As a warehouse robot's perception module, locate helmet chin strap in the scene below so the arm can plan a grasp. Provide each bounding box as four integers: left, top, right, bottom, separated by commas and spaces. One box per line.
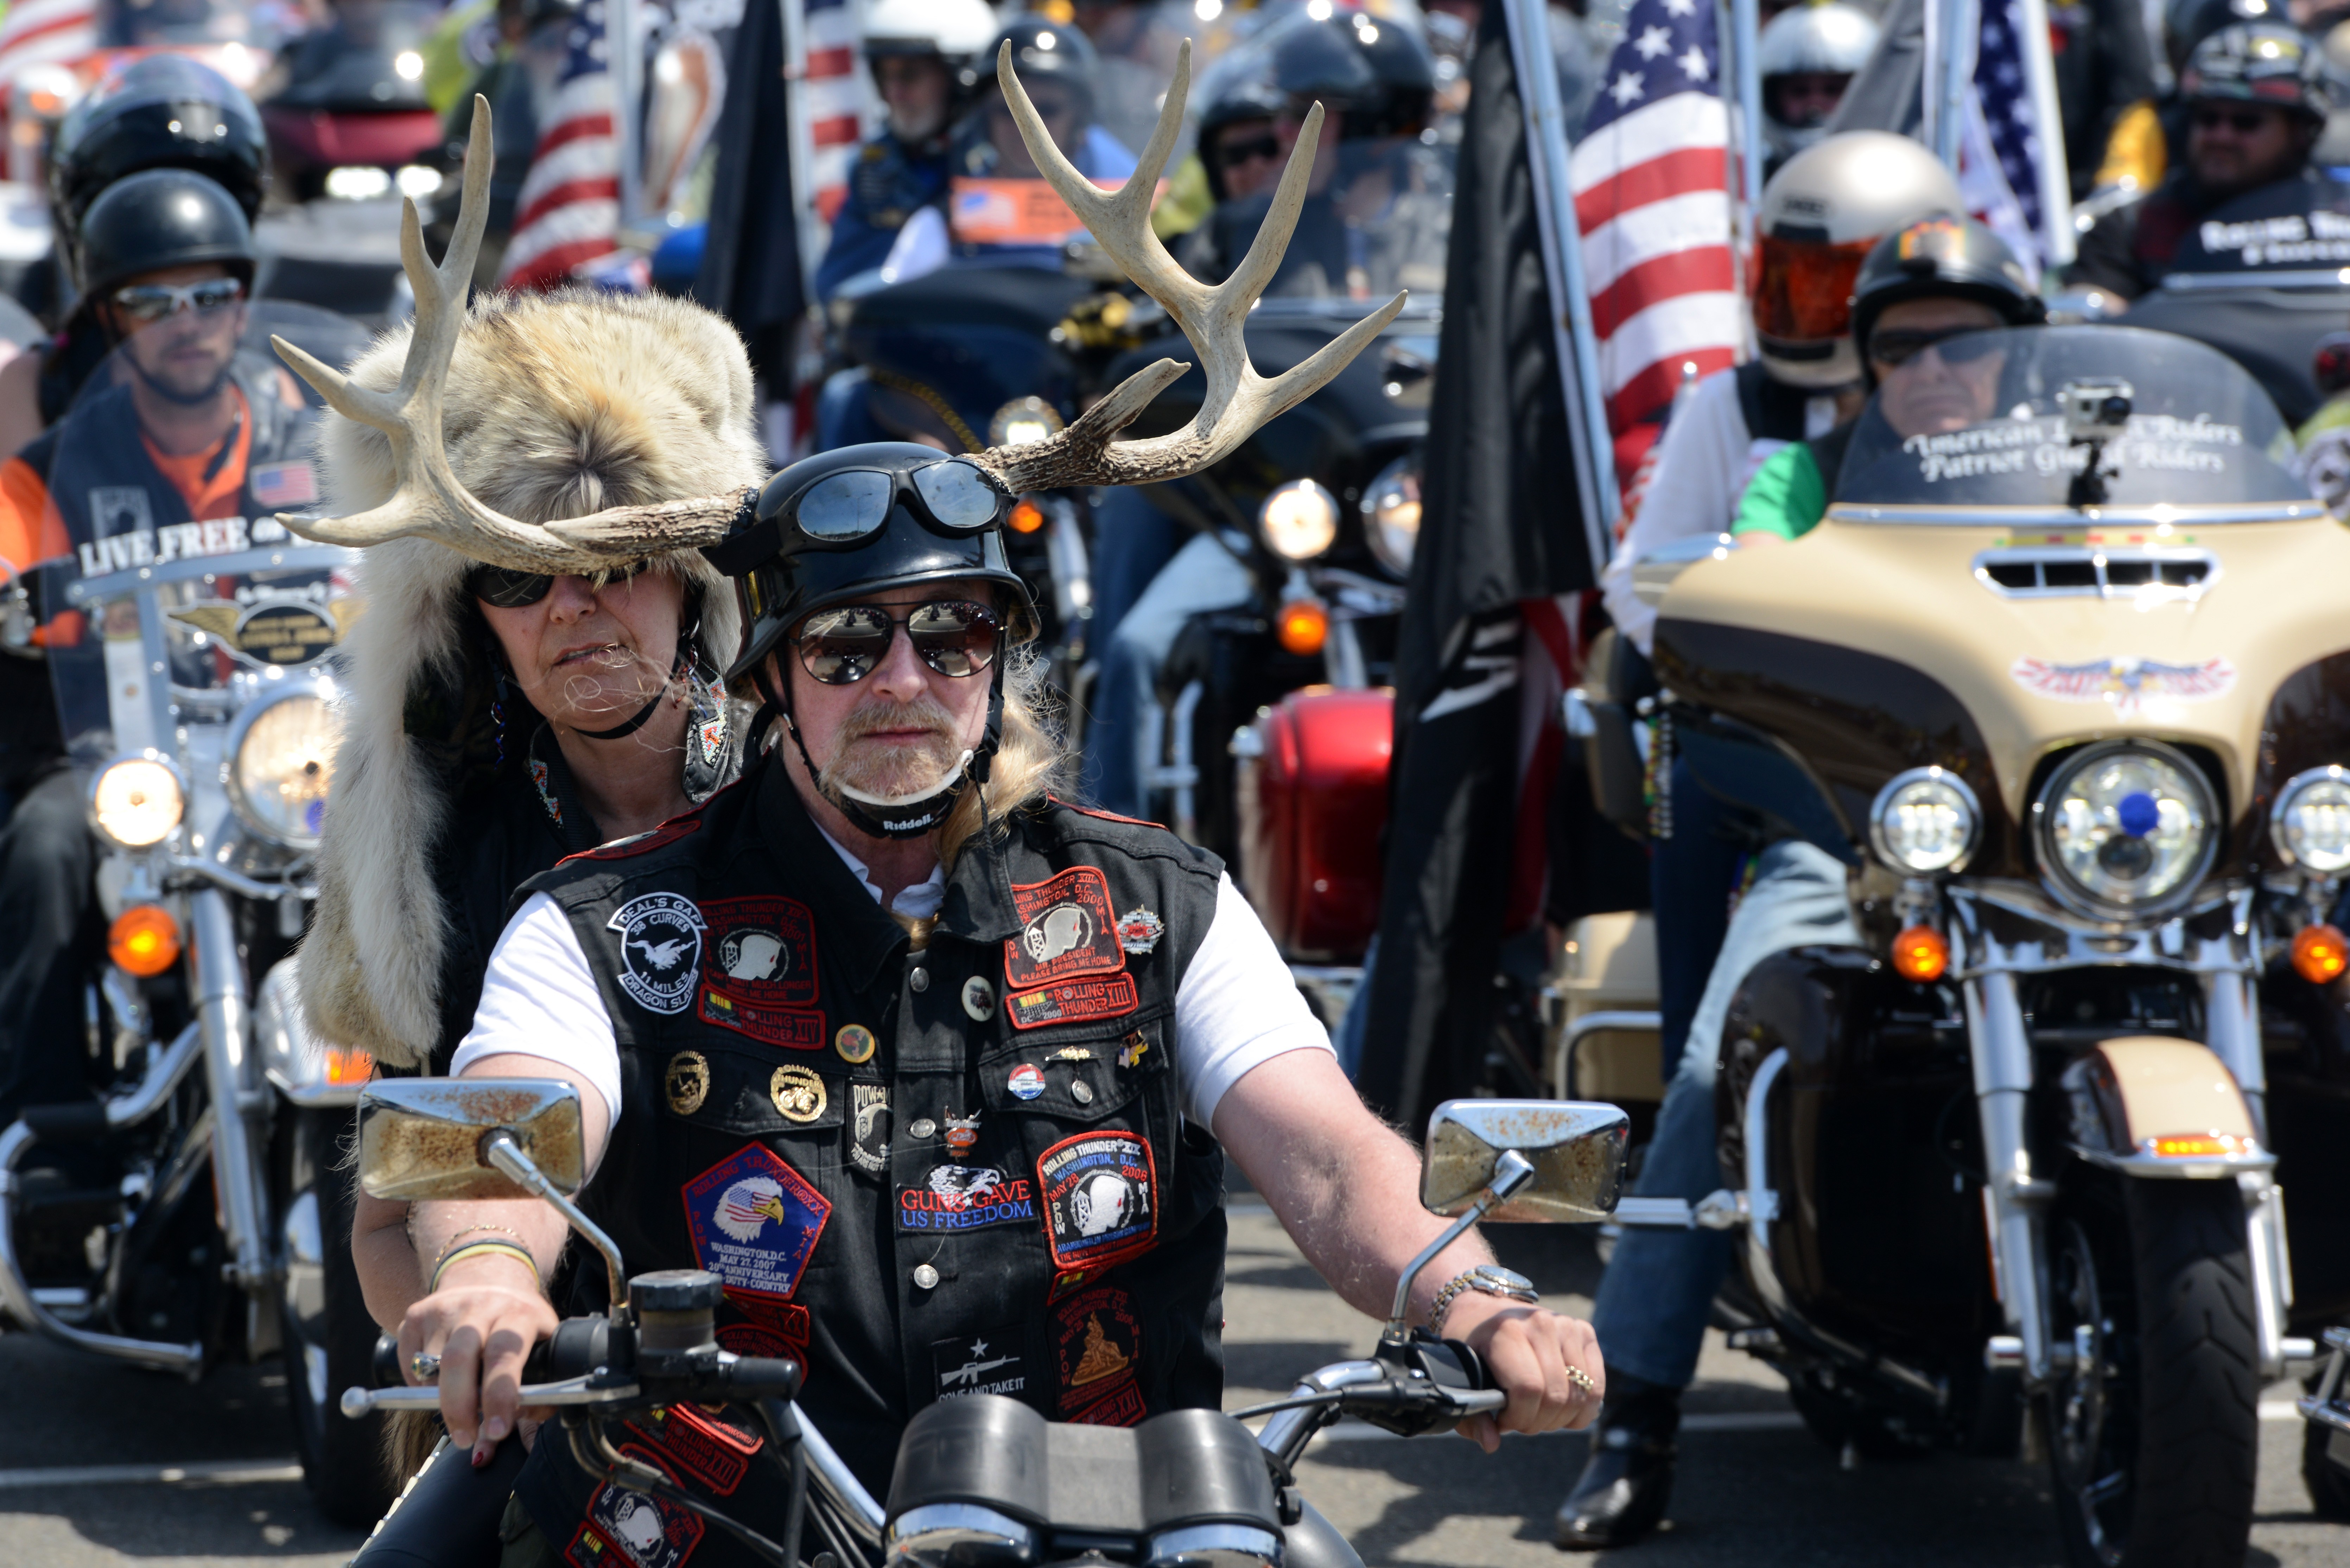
754, 661, 1004, 842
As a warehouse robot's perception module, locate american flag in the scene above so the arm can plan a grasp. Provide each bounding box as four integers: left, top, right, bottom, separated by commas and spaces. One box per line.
1958, 0, 2071, 276
1568, 0, 1741, 438
0, 0, 95, 82
794, 0, 865, 225
496, 0, 621, 291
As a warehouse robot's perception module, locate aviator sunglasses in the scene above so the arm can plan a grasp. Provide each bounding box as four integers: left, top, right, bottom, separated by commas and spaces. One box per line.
795, 599, 1003, 686
112, 276, 245, 325
1867, 325, 2005, 369
789, 458, 1005, 543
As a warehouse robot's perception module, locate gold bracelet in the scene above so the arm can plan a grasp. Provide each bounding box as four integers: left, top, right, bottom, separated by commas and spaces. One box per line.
428, 1239, 539, 1293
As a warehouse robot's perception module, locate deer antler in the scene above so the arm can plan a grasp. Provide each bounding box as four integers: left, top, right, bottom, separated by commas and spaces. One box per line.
270, 96, 752, 573
965, 39, 1407, 495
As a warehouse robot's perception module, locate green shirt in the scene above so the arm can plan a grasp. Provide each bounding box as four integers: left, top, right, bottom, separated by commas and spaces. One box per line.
1730, 441, 1828, 542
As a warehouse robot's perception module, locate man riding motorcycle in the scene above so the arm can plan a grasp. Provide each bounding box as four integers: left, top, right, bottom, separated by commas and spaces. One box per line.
1594, 133, 1961, 1096
1557, 215, 2046, 1551
0, 56, 271, 456
2070, 20, 2341, 298
812, 0, 998, 302
0, 170, 299, 1130
1755, 3, 1880, 180
352, 441, 1605, 1561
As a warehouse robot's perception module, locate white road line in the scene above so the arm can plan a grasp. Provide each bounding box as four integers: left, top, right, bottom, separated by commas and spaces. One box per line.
0, 1459, 303, 1490
1302, 1404, 2312, 1444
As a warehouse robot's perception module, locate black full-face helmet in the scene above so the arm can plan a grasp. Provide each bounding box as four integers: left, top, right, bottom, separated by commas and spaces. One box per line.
704, 443, 1039, 838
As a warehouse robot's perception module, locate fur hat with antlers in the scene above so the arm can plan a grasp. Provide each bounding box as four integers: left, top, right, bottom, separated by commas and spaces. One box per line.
298, 285, 765, 1069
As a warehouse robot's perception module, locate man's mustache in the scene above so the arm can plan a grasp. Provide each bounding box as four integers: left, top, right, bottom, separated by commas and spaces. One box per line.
836, 692, 958, 745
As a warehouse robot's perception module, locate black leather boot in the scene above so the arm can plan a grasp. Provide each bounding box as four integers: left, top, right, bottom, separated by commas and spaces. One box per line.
1553, 1371, 1679, 1550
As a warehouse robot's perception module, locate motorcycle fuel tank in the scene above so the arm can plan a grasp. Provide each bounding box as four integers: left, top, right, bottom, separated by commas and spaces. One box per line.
1235, 686, 1391, 963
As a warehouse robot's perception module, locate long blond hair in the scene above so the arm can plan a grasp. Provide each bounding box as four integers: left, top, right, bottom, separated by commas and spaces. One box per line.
938, 646, 1073, 868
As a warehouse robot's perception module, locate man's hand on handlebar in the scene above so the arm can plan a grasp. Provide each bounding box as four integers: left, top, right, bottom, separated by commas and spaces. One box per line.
1442, 1293, 1604, 1452
400, 1250, 560, 1465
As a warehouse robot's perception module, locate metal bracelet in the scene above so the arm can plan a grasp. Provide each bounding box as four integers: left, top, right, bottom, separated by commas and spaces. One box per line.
1425, 1271, 1482, 1339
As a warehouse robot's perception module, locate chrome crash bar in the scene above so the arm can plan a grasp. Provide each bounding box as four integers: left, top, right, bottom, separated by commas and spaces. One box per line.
0, 1023, 206, 1373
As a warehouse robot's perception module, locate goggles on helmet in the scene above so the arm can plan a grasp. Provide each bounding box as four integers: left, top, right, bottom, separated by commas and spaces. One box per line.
792, 458, 1004, 543
1751, 233, 1876, 344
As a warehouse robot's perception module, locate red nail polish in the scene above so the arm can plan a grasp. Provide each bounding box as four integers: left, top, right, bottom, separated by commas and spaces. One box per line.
472, 1442, 492, 1468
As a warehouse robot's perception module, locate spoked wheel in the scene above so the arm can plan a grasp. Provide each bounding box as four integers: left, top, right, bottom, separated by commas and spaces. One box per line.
277, 1108, 395, 1529
2044, 1184, 2258, 1568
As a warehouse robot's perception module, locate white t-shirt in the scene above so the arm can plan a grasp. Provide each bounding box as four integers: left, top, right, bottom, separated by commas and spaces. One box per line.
451, 843, 1331, 1135
1599, 368, 1841, 655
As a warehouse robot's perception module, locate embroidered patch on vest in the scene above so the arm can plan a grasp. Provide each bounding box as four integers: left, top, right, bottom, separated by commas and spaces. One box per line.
1114, 907, 1164, 954
607, 894, 707, 1015
563, 814, 704, 864
681, 1146, 830, 1306
584, 1461, 706, 1567
1006, 974, 1139, 1030
933, 1325, 1033, 1401
849, 1083, 890, 1174
696, 987, 826, 1050
897, 1165, 1039, 1232
619, 1404, 763, 1497
1003, 866, 1126, 990
716, 1299, 810, 1381
1051, 1285, 1146, 1426
699, 897, 820, 1006
1037, 1132, 1158, 1271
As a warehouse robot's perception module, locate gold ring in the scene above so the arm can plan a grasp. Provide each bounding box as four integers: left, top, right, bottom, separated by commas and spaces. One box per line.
1566, 1365, 1597, 1395
411, 1351, 442, 1381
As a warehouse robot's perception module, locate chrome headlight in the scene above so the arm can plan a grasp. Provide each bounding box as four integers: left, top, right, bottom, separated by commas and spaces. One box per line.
227, 685, 339, 850
90, 752, 185, 848
2034, 741, 2217, 919
1258, 478, 1339, 561
1869, 766, 1981, 874
987, 395, 1063, 448
885, 1503, 1039, 1566
2272, 764, 2350, 874
1361, 455, 1421, 576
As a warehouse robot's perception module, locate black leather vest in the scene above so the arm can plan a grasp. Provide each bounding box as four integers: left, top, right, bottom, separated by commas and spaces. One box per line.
511, 752, 1231, 1566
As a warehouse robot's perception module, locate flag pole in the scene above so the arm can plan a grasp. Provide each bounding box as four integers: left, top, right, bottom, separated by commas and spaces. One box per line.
1498, 0, 1620, 565
612, 0, 644, 238
1732, 0, 1763, 212
778, 0, 824, 304
2012, 0, 2076, 263
1931, 0, 1973, 170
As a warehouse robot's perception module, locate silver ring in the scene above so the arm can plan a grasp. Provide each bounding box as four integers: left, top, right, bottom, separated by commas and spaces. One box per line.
411, 1351, 442, 1382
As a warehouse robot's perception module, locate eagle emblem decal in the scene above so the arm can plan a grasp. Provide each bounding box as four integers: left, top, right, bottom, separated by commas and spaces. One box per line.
2009, 657, 2237, 718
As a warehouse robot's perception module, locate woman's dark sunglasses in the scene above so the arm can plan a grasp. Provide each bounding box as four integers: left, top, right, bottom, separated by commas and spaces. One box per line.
1215, 132, 1281, 170
466, 561, 641, 609
791, 460, 1004, 544
795, 599, 1002, 686
1868, 326, 2004, 369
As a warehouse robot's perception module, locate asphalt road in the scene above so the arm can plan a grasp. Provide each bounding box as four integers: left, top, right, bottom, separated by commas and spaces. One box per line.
0, 1206, 2339, 1567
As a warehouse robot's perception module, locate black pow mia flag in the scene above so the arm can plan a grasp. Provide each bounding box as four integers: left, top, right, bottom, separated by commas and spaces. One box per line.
693, 0, 806, 391
1352, 1, 1600, 1127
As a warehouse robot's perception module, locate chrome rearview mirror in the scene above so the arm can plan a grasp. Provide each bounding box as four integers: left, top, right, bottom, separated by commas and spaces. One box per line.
1421, 1100, 1629, 1223
357, 1078, 586, 1202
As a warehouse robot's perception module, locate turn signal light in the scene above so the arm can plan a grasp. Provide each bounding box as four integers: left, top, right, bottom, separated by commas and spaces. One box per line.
1276, 599, 1329, 656
1890, 925, 1949, 982
325, 1048, 375, 1086
109, 904, 180, 977
2149, 1133, 2245, 1159
1007, 498, 1046, 535
2293, 923, 2349, 984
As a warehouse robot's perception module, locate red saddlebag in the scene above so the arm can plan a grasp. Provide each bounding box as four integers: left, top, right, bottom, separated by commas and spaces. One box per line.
1236, 686, 1392, 963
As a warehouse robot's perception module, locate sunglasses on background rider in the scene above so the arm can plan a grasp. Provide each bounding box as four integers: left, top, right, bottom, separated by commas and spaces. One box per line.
1867, 325, 2005, 369
111, 276, 245, 325
1215, 132, 1281, 171
789, 459, 1004, 544
794, 599, 1003, 686
465, 560, 644, 610
2191, 107, 2274, 134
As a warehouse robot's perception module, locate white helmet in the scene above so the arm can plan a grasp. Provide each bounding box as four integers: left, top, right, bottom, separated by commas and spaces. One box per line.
862, 0, 998, 66
1750, 131, 1963, 389
1757, 4, 1881, 160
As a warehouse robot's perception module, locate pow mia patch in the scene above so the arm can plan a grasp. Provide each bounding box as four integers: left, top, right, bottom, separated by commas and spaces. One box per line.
607, 893, 706, 1014
934, 1325, 1031, 1401
1004, 866, 1126, 990
583, 1465, 706, 1568
897, 1165, 1039, 1232
681, 1145, 830, 1307
1052, 1286, 1146, 1426
849, 1083, 890, 1174
1038, 1131, 1159, 1272
1007, 974, 1140, 1030
700, 897, 819, 1006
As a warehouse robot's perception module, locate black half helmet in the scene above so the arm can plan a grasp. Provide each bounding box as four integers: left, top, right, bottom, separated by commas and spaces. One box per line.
1849, 213, 2044, 375
706, 443, 1037, 683
76, 168, 258, 306
50, 56, 268, 232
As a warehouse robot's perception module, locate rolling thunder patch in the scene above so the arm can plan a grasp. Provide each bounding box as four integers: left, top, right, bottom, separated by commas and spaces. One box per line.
1004, 867, 1127, 989
680, 1146, 830, 1307
1052, 1286, 1145, 1427
1037, 1132, 1158, 1271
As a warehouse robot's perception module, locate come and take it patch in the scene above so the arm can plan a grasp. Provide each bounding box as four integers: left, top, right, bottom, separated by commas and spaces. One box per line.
681, 1145, 830, 1307
933, 1324, 1032, 1401
1052, 1285, 1146, 1426
607, 893, 706, 1015
697, 896, 823, 1049
1037, 1131, 1158, 1271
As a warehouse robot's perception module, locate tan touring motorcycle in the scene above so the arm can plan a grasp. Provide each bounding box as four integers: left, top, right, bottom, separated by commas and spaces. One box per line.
1618, 324, 2350, 1566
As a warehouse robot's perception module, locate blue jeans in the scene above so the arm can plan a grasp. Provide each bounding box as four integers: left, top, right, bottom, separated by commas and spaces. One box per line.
1079, 531, 1253, 819
1650, 757, 1748, 1085
1589, 840, 1859, 1389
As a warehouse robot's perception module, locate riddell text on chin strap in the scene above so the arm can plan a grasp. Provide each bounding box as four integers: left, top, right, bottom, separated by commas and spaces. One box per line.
752, 659, 1003, 840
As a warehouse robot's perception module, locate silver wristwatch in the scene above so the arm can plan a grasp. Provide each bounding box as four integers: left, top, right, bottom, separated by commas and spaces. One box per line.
1427, 1263, 1540, 1337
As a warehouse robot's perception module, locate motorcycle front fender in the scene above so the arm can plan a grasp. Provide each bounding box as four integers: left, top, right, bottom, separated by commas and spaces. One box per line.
2059, 1037, 2270, 1179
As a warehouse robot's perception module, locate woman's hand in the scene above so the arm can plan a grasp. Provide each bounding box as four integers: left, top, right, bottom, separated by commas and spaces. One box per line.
398, 1252, 560, 1465
1444, 1294, 1605, 1452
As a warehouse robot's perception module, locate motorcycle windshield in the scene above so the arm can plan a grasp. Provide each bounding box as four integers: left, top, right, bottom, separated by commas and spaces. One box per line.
1834, 325, 2309, 511
96, 0, 288, 50
35, 303, 363, 849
